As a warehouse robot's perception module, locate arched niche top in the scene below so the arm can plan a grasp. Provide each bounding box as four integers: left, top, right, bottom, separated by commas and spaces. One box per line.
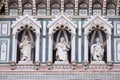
11, 14, 42, 35
23, 2, 32, 9
107, 3, 116, 9
47, 13, 77, 35
51, 2, 60, 9
93, 2, 102, 8
37, 3, 46, 9
79, 2, 88, 8
65, 3, 74, 8
10, 2, 18, 9
83, 15, 113, 35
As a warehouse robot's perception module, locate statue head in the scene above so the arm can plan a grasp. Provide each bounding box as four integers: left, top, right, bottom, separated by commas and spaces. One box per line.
60, 37, 65, 43
96, 37, 100, 43
24, 36, 28, 41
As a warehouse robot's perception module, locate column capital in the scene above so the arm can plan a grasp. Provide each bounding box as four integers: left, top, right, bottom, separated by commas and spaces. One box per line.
12, 33, 16, 36
71, 33, 76, 36
36, 33, 40, 36
84, 34, 88, 37
48, 33, 52, 36
107, 33, 111, 38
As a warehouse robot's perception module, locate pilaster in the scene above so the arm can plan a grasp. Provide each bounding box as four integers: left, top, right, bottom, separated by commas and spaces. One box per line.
84, 34, 88, 62
35, 33, 40, 62
48, 34, 53, 62
117, 0, 120, 16
47, 34, 53, 70
107, 35, 112, 62
75, 0, 78, 16
5, 0, 8, 15
103, 0, 107, 16
32, 0, 36, 16
47, 0, 50, 16
18, 0, 22, 15
61, 0, 64, 13
89, 0, 92, 15
71, 34, 76, 62
12, 34, 16, 62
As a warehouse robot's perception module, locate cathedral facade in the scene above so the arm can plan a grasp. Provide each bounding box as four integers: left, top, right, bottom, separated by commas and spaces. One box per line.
0, 0, 120, 80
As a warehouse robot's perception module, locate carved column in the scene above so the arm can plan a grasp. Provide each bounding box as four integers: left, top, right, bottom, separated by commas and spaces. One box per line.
71, 34, 76, 62
12, 34, 17, 62
35, 33, 40, 62
75, 0, 78, 16
84, 35, 88, 62
47, 0, 50, 16
47, 34, 53, 69
61, 0, 64, 13
71, 34, 77, 69
35, 33, 40, 70
107, 35, 113, 69
83, 34, 89, 69
32, 0, 36, 16
107, 35, 112, 61
18, 0, 22, 15
89, 0, 92, 15
5, 0, 8, 15
103, 0, 107, 16
117, 0, 120, 16
10, 34, 17, 70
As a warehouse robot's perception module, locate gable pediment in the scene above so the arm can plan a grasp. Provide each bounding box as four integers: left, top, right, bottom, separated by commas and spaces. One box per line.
83, 15, 113, 35
11, 14, 41, 34
47, 14, 77, 35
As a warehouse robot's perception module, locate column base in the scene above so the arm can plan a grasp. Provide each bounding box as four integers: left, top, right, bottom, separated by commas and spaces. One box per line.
10, 61, 16, 70
34, 61, 40, 70
107, 61, 113, 70
47, 61, 52, 70
83, 60, 89, 70
71, 61, 77, 70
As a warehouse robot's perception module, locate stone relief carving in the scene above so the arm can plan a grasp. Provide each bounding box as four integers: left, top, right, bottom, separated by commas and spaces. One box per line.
19, 36, 32, 62
55, 37, 70, 61
91, 37, 105, 64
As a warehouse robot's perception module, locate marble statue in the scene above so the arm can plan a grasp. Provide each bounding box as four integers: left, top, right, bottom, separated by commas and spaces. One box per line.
91, 37, 104, 61
55, 37, 70, 61
19, 36, 32, 62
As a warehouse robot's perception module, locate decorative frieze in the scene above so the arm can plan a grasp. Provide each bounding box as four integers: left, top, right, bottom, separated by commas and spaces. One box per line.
37, 9, 46, 16
10, 9, 18, 16
114, 21, 120, 36
0, 21, 10, 36
23, 10, 32, 15
107, 9, 115, 16
65, 9, 74, 16
79, 9, 88, 16
51, 9, 60, 16
114, 38, 120, 62
0, 38, 10, 62
93, 9, 102, 15
0, 73, 120, 80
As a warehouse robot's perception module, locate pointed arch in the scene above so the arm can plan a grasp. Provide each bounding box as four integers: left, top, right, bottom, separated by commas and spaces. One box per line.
47, 13, 77, 65
11, 14, 41, 65
83, 15, 113, 65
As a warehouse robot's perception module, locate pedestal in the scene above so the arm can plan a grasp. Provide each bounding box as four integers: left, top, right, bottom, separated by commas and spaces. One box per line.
47, 61, 52, 70
54, 61, 69, 64
91, 61, 105, 64
18, 61, 33, 64
10, 61, 16, 70
34, 61, 40, 70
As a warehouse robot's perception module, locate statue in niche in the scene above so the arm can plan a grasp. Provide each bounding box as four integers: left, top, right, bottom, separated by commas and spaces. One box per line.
19, 35, 32, 62
55, 37, 70, 61
91, 37, 104, 61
